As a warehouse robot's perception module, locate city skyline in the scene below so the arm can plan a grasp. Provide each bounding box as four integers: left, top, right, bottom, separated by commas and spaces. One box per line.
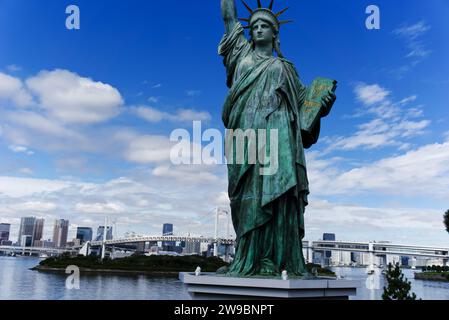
0, 1, 449, 247
3, 215, 449, 249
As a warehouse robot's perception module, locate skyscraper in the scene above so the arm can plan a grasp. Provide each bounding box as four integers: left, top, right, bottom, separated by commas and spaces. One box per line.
323, 233, 336, 241
0, 223, 11, 242
21, 235, 33, 247
162, 223, 173, 236
76, 227, 93, 244
323, 233, 336, 266
53, 219, 69, 248
184, 240, 201, 255
33, 218, 45, 246
18, 217, 36, 246
95, 226, 113, 241
162, 223, 175, 251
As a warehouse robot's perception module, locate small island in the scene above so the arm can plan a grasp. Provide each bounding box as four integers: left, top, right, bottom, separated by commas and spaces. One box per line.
414, 265, 449, 282
32, 253, 335, 278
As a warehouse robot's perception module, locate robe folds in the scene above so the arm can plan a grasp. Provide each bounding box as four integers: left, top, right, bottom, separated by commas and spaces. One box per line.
219, 23, 321, 276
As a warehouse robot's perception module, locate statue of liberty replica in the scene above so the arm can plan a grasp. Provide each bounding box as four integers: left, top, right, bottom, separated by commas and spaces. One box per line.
219, 0, 337, 277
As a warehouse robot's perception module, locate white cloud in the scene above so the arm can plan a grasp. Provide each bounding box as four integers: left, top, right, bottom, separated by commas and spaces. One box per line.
391, 21, 432, 78
305, 199, 448, 246
354, 83, 390, 106
407, 107, 424, 118
0, 170, 230, 241
147, 96, 159, 103
394, 119, 430, 137
26, 69, 123, 124
186, 90, 202, 97
18, 168, 34, 175
309, 141, 449, 199
8, 145, 34, 155
152, 165, 220, 183
133, 106, 168, 123
177, 109, 211, 122
216, 191, 231, 206
6, 65, 22, 72
444, 131, 449, 141
327, 84, 430, 151
8, 201, 57, 212
5, 111, 85, 140
8, 145, 27, 153
75, 202, 125, 214
393, 21, 430, 40
398, 95, 417, 106
124, 135, 172, 164
133, 106, 211, 123
0, 72, 33, 107
308, 200, 442, 230
328, 118, 430, 151
0, 70, 129, 154
1, 169, 447, 246
0, 176, 73, 197
393, 21, 431, 59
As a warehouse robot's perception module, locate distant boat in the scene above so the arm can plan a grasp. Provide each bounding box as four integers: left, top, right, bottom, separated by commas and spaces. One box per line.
367, 270, 375, 275
39, 253, 49, 259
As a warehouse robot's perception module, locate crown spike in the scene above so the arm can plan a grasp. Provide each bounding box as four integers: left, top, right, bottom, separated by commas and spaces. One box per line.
269, 0, 275, 10
238, 17, 250, 22
279, 20, 294, 25
276, 7, 290, 17
257, 0, 262, 8
241, 0, 253, 13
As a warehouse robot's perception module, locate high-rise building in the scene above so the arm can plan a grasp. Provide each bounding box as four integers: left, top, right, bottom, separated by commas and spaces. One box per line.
162, 223, 173, 236
401, 256, 410, 267
322, 233, 336, 266
323, 233, 336, 241
95, 226, 113, 241
183, 240, 201, 255
0, 223, 11, 242
33, 239, 54, 248
76, 227, 93, 244
53, 219, 69, 248
21, 235, 33, 247
162, 223, 175, 251
18, 217, 36, 246
33, 219, 45, 245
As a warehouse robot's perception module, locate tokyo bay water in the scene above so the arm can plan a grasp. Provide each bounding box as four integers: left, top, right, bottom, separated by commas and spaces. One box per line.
1, 256, 448, 300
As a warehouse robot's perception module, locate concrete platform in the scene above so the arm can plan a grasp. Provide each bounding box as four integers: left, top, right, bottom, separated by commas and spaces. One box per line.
179, 272, 360, 300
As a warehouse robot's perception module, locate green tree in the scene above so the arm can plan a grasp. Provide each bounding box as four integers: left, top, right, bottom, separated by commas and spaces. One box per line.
444, 209, 449, 234
382, 263, 417, 300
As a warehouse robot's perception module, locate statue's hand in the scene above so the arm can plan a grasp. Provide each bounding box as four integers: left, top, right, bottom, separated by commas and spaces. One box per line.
320, 91, 336, 118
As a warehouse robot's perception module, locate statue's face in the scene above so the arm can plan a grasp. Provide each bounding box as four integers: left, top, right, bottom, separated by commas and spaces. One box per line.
251, 19, 276, 46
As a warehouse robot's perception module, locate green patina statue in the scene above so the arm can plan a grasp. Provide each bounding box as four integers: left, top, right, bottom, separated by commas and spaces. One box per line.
219, 0, 337, 277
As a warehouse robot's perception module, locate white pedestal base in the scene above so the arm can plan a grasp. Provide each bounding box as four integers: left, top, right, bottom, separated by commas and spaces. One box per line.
179, 272, 360, 300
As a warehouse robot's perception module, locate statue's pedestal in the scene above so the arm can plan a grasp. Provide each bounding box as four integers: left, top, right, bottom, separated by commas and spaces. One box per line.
179, 272, 360, 300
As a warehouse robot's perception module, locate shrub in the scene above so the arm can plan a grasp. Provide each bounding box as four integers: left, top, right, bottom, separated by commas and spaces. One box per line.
382, 263, 417, 300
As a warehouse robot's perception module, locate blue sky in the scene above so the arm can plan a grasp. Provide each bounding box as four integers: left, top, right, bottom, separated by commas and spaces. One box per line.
0, 0, 449, 246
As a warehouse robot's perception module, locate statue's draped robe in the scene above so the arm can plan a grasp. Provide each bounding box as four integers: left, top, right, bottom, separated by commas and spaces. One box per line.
219, 23, 321, 276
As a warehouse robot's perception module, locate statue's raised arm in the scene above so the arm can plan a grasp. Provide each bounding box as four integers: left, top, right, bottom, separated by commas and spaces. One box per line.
221, 0, 238, 34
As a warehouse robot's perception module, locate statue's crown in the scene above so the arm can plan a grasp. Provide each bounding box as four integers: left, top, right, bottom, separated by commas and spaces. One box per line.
239, 0, 293, 30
